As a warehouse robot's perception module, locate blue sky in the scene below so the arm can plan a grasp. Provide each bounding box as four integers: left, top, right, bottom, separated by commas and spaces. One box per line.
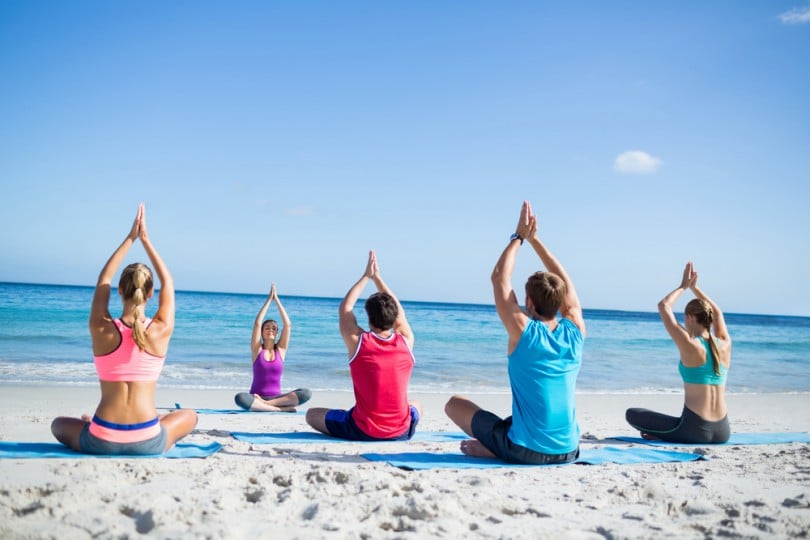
1, 2, 808, 316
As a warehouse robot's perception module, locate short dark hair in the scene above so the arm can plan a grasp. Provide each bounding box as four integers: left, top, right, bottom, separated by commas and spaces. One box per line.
525, 271, 566, 319
365, 292, 398, 330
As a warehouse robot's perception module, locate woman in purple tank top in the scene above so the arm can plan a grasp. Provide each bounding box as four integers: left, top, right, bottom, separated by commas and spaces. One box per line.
234, 284, 311, 412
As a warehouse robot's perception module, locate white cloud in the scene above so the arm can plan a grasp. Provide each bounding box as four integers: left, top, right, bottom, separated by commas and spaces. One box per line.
613, 150, 662, 174
779, 6, 810, 24
285, 205, 315, 217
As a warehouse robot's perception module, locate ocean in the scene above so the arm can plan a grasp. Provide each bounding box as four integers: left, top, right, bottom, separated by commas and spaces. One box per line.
1, 282, 808, 394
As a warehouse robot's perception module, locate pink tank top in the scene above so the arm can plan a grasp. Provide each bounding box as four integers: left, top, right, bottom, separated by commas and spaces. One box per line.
349, 331, 414, 438
93, 318, 166, 382
250, 347, 283, 396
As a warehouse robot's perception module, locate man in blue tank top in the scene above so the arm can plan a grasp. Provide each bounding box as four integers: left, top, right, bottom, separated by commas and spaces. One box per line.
445, 200, 586, 464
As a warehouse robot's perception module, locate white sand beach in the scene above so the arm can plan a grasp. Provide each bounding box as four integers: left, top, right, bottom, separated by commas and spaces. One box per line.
1, 386, 809, 539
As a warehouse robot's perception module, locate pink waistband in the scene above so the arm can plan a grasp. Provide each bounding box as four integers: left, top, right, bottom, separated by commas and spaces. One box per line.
88, 420, 162, 443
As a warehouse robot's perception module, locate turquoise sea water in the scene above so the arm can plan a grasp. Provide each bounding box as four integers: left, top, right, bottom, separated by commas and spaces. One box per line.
1, 282, 808, 393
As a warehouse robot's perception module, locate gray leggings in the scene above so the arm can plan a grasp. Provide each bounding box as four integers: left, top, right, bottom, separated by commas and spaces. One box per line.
626, 405, 730, 444
78, 423, 168, 455
234, 388, 312, 410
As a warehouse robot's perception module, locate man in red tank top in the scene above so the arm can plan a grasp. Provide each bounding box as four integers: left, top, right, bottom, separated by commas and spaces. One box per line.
306, 250, 422, 440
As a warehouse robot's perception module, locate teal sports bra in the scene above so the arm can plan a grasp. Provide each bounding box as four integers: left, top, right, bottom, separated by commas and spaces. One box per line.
679, 336, 728, 385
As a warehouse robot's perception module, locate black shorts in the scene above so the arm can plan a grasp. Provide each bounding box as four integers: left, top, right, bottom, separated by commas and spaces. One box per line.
471, 410, 579, 465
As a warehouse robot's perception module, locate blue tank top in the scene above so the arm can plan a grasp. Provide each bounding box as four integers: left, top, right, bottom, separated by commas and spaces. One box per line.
679, 336, 728, 385
507, 318, 583, 455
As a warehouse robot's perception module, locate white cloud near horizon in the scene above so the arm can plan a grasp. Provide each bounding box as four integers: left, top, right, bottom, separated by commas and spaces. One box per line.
779, 6, 810, 24
285, 205, 315, 216
613, 150, 662, 174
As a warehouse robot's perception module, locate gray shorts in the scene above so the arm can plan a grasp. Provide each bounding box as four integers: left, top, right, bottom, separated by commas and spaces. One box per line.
79, 423, 168, 455
471, 410, 579, 465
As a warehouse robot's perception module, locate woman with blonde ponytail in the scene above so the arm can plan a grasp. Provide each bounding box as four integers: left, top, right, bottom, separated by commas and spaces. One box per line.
625, 262, 732, 443
121, 263, 152, 350
51, 204, 197, 454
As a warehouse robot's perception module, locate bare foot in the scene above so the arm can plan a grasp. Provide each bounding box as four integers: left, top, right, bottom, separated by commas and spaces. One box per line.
258, 406, 298, 413
250, 394, 299, 412
248, 401, 297, 413
460, 439, 497, 458
641, 432, 661, 441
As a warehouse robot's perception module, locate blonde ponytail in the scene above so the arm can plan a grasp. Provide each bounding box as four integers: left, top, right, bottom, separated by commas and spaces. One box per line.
119, 263, 154, 351
705, 330, 721, 376
685, 298, 721, 376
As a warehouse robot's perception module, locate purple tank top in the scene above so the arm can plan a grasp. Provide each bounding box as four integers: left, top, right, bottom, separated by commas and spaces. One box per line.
249, 347, 283, 396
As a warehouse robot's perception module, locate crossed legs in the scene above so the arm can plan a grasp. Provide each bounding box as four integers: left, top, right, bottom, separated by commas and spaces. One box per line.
444, 395, 497, 458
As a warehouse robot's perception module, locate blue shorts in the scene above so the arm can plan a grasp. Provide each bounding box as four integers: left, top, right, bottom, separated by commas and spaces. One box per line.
471, 410, 579, 465
79, 422, 168, 455
324, 406, 420, 441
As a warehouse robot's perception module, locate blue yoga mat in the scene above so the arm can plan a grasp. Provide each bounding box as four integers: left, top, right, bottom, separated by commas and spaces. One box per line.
167, 403, 305, 415
0, 441, 223, 459
197, 408, 304, 415
232, 431, 470, 444
361, 446, 706, 470
613, 432, 810, 447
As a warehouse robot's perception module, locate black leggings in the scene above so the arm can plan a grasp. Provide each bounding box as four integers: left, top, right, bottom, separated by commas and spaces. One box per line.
625, 405, 730, 444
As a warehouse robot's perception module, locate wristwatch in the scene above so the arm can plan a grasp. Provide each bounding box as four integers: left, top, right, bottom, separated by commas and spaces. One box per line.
509, 232, 524, 245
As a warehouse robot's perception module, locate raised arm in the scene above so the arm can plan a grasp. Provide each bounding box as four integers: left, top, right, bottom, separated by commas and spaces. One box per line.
251, 288, 274, 359
491, 204, 527, 349
90, 205, 142, 334
274, 285, 292, 355
521, 201, 586, 337
689, 270, 730, 342
369, 254, 413, 349
338, 252, 374, 355
138, 206, 174, 341
658, 262, 696, 355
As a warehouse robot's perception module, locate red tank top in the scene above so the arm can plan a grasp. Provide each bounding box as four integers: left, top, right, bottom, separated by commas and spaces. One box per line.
349, 331, 414, 438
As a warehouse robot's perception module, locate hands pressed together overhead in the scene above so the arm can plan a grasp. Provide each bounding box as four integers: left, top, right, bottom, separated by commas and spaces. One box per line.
680, 262, 699, 290
364, 250, 379, 280
515, 200, 538, 242
126, 203, 151, 244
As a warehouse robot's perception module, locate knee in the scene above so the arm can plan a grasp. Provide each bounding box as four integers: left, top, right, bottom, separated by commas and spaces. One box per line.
306, 408, 329, 433
304, 408, 318, 426
625, 407, 649, 425
50, 417, 62, 436
234, 393, 254, 410
294, 388, 312, 405
444, 395, 464, 417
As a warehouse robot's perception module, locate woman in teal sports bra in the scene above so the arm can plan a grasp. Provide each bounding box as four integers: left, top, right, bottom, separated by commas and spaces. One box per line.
625, 262, 732, 443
